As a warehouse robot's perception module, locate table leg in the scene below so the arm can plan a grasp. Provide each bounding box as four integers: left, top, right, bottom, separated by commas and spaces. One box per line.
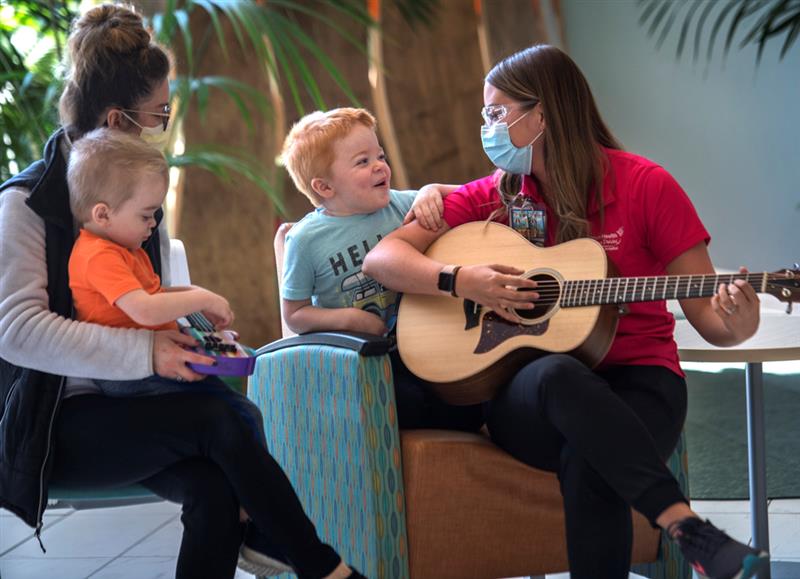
745, 361, 770, 577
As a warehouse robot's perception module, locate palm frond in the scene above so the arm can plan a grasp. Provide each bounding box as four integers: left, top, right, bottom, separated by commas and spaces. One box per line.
168, 146, 287, 216
171, 75, 272, 131
0, 0, 74, 181
0, 0, 440, 202
638, 0, 800, 63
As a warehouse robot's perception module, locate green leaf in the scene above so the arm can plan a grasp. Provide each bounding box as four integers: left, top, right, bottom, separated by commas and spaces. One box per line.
272, 10, 362, 106
639, 0, 800, 64
780, 16, 800, 59
169, 146, 288, 216
677, 0, 703, 60
173, 9, 194, 75
190, 0, 229, 61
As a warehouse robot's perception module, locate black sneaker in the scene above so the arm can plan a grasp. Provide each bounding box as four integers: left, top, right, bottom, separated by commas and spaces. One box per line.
671, 517, 770, 579
237, 524, 293, 577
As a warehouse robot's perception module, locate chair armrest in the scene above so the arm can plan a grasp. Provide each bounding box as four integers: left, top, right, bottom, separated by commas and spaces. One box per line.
248, 341, 408, 577
167, 239, 191, 287
255, 332, 393, 357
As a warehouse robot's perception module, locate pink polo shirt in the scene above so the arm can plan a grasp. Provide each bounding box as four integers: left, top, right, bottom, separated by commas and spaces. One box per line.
442, 148, 710, 376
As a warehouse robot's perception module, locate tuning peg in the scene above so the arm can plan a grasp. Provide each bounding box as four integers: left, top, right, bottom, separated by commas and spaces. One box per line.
787, 302, 794, 315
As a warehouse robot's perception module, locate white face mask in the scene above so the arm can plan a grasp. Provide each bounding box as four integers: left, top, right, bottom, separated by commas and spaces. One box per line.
120, 110, 171, 153
138, 123, 172, 153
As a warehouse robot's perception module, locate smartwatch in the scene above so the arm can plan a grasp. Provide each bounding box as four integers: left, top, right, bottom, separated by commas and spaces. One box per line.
437, 264, 462, 297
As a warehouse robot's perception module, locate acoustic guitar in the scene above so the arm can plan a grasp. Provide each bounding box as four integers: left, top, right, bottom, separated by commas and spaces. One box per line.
396, 222, 800, 405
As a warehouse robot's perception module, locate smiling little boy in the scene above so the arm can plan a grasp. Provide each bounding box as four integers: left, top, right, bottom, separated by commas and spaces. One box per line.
280, 107, 484, 432
280, 107, 446, 336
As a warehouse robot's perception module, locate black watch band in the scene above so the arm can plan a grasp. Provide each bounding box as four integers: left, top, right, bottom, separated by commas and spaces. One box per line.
437, 265, 462, 297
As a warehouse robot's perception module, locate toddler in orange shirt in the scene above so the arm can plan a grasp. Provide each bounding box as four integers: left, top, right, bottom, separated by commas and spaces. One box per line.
68, 129, 232, 335
67, 128, 264, 440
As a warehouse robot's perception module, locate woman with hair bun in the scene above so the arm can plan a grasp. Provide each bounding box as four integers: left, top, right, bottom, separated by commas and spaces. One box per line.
0, 4, 364, 578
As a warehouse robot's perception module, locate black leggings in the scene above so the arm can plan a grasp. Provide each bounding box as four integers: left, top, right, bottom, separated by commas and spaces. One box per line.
391, 350, 485, 431
485, 354, 688, 579
49, 392, 341, 579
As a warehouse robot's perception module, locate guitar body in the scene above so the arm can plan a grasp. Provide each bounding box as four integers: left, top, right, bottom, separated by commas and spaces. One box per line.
397, 222, 619, 405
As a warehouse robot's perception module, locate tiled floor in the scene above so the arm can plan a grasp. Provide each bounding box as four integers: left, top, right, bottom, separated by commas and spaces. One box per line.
1, 498, 798, 578
0, 500, 251, 579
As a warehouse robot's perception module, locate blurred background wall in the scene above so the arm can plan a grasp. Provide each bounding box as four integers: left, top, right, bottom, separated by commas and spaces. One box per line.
563, 0, 800, 273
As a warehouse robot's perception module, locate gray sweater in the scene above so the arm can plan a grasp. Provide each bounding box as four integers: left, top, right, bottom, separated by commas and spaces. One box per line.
0, 185, 172, 389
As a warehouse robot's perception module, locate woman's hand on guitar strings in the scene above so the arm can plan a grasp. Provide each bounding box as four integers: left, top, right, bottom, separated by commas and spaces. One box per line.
710, 267, 760, 342
457, 264, 539, 323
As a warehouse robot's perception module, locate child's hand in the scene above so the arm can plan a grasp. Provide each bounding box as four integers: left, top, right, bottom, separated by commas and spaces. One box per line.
346, 308, 388, 336
200, 290, 234, 330
404, 184, 446, 230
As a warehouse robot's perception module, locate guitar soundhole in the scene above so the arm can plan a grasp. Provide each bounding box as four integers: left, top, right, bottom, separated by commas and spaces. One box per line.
514, 273, 559, 321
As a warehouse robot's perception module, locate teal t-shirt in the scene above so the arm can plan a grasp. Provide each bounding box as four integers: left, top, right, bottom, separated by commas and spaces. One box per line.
281, 189, 416, 325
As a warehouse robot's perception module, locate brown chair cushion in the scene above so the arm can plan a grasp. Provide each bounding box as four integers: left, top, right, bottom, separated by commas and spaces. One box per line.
400, 429, 660, 579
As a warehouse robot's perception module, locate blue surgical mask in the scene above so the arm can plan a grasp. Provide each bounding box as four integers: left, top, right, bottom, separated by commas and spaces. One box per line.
480, 112, 543, 175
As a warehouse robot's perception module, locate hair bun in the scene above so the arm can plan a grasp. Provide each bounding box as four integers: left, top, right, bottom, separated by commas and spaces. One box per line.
72, 4, 151, 58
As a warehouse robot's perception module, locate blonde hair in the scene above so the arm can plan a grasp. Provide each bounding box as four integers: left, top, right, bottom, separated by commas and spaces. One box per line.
486, 45, 623, 243
281, 107, 377, 206
59, 3, 171, 137
68, 128, 169, 223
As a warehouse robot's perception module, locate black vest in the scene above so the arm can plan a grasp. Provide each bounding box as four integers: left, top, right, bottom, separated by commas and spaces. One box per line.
0, 129, 162, 527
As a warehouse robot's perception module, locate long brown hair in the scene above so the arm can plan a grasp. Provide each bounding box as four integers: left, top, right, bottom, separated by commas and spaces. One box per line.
486, 45, 622, 242
59, 4, 171, 138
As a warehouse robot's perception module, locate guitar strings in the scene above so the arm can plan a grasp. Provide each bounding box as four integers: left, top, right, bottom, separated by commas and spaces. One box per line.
505, 273, 787, 307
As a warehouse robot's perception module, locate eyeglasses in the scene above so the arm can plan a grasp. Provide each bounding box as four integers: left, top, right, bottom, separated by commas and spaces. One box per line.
122, 104, 171, 131
480, 100, 538, 127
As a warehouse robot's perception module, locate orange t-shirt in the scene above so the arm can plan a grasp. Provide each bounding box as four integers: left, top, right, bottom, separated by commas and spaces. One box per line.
69, 229, 178, 331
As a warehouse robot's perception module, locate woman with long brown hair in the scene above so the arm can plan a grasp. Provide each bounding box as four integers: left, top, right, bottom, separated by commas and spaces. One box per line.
364, 44, 767, 579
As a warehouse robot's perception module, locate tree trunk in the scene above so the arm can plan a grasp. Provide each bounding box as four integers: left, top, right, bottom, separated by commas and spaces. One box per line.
176, 10, 281, 347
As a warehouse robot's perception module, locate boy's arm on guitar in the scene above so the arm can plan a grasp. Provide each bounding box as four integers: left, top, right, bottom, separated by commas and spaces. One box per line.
667, 241, 759, 347
363, 221, 538, 324
403, 183, 461, 230
282, 298, 387, 336
115, 287, 234, 329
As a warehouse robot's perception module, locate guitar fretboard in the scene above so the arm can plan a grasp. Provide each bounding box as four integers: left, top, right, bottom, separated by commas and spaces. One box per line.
186, 312, 215, 331
554, 273, 769, 308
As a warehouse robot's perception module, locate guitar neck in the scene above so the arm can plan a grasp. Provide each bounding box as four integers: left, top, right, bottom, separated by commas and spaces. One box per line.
186, 312, 215, 331
560, 272, 769, 308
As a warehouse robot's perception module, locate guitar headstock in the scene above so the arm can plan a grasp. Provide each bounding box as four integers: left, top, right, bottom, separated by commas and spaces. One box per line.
765, 267, 800, 311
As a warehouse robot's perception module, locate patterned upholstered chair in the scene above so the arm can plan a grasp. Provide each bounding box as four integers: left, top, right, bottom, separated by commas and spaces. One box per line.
247, 224, 691, 579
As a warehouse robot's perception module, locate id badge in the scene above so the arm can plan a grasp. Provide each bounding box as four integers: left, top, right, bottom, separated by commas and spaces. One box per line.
509, 200, 546, 247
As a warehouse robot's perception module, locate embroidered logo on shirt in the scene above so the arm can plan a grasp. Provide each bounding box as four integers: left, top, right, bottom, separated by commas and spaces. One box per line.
595, 226, 624, 252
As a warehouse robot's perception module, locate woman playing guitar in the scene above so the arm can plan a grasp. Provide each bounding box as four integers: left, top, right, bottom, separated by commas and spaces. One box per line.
363, 44, 767, 579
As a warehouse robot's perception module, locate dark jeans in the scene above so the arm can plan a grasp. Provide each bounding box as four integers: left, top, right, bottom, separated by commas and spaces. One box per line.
95, 375, 266, 448
391, 350, 484, 431
49, 392, 341, 579
484, 354, 688, 579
